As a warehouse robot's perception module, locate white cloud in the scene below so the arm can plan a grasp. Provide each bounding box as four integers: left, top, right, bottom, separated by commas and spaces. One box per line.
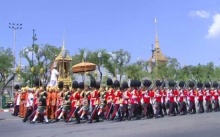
190, 10, 210, 19
205, 13, 220, 39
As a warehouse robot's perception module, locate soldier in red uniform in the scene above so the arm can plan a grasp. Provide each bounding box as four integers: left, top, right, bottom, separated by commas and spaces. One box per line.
141, 80, 154, 119
88, 80, 100, 123
187, 81, 196, 114
154, 80, 163, 118
197, 82, 204, 113
212, 81, 219, 112
167, 80, 176, 116
79, 82, 90, 121
160, 81, 167, 116
110, 80, 123, 121
120, 81, 130, 120
105, 78, 114, 120
66, 81, 80, 123
97, 83, 107, 119
178, 81, 187, 115
204, 82, 213, 112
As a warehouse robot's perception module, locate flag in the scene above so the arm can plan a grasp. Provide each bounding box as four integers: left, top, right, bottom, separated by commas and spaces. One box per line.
155, 17, 157, 23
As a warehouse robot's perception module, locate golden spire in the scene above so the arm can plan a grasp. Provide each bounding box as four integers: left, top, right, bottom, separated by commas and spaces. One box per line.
149, 17, 167, 63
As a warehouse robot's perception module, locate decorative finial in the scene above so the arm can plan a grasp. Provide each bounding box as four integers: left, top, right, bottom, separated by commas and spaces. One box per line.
154, 17, 158, 41
62, 35, 65, 50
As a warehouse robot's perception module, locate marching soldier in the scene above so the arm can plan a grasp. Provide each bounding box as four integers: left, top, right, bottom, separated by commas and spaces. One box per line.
55, 81, 64, 120
97, 84, 107, 119
121, 81, 130, 120
105, 78, 114, 120
154, 80, 163, 118
66, 81, 80, 123
161, 82, 167, 116
110, 80, 123, 121
79, 82, 90, 121
167, 81, 177, 116
204, 82, 213, 113
56, 85, 71, 122
187, 81, 196, 114
88, 80, 100, 123
212, 81, 219, 112
197, 82, 204, 113
178, 81, 187, 115
141, 80, 154, 119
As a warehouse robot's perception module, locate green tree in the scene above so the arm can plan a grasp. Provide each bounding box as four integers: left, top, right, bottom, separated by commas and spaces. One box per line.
0, 47, 13, 108
19, 44, 61, 86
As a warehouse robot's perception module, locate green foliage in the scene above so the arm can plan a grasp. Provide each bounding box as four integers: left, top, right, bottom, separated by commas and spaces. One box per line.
0, 47, 13, 85
19, 44, 61, 85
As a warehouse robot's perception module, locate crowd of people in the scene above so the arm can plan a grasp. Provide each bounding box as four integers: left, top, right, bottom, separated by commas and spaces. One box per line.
11, 78, 220, 124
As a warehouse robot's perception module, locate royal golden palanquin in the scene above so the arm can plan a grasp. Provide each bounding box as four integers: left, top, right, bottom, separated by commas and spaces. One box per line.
55, 42, 72, 86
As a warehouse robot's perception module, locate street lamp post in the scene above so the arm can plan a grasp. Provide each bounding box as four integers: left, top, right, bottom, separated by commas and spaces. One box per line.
31, 29, 37, 87
8, 23, 22, 99
98, 52, 102, 83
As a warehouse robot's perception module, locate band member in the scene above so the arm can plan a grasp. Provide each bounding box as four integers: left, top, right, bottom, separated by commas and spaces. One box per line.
197, 82, 204, 113
187, 81, 196, 114
178, 81, 187, 115
204, 82, 213, 113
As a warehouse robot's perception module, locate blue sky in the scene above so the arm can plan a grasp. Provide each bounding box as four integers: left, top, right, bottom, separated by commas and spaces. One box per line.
0, 0, 220, 66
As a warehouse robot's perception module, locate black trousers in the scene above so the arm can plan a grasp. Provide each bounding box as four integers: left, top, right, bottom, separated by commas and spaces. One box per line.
213, 100, 219, 112
13, 105, 19, 116
179, 102, 187, 114
206, 100, 213, 112
155, 102, 163, 117
161, 103, 167, 115
169, 102, 176, 115
174, 102, 179, 114
23, 107, 33, 122
188, 101, 196, 114
198, 100, 204, 113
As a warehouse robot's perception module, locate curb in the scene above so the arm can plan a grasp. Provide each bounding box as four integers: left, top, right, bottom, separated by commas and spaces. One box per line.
0, 109, 13, 113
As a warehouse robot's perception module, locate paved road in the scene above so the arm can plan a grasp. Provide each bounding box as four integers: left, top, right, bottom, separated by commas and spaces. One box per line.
0, 112, 220, 137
